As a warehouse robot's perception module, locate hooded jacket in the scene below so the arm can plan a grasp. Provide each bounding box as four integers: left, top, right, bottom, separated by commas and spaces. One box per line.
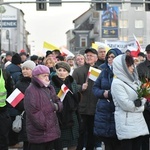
111, 54, 149, 140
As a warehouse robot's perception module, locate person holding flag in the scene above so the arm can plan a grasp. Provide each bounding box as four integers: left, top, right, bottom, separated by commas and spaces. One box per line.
92, 48, 122, 150
72, 48, 99, 150
51, 61, 81, 150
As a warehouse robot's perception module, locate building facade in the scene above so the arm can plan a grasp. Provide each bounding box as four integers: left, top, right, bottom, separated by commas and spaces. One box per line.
0, 4, 29, 54
66, 2, 150, 54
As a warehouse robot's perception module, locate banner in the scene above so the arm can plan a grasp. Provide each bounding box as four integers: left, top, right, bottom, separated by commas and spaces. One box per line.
101, 6, 119, 38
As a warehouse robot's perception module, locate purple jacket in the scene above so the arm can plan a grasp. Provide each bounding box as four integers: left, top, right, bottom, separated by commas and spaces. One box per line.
24, 77, 63, 143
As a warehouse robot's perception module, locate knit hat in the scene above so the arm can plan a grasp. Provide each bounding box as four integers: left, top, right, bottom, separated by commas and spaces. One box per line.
55, 61, 70, 73
12, 53, 21, 65
21, 60, 36, 70
32, 65, 50, 76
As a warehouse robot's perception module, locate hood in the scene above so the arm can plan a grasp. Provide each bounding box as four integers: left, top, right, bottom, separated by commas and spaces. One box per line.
113, 54, 139, 85
105, 48, 122, 63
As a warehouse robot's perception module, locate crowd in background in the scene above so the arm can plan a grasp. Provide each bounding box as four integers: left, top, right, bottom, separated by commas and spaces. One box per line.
0, 44, 150, 150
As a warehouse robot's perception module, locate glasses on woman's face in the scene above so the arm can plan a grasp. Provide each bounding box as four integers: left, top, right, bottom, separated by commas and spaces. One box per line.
108, 56, 115, 59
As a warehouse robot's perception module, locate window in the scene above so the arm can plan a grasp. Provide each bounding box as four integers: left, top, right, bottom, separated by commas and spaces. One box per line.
120, 36, 128, 41
119, 20, 128, 28
119, 4, 128, 11
80, 36, 87, 47
135, 20, 143, 28
137, 37, 143, 44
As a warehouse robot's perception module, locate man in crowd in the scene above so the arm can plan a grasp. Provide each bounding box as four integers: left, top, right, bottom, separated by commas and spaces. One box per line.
95, 46, 106, 67
72, 48, 98, 150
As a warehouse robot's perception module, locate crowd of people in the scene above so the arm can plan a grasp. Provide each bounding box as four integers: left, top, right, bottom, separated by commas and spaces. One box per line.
0, 44, 150, 150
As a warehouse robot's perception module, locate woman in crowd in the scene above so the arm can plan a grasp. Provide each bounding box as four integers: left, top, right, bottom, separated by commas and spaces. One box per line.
92, 48, 122, 150
15, 60, 36, 150
111, 54, 149, 150
24, 65, 63, 150
51, 61, 81, 150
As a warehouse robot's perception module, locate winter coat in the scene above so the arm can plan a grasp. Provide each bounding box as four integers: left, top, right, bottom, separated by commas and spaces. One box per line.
111, 54, 149, 140
137, 59, 150, 132
6, 63, 21, 85
51, 75, 80, 148
93, 63, 116, 138
24, 76, 63, 143
72, 63, 98, 115
15, 76, 31, 142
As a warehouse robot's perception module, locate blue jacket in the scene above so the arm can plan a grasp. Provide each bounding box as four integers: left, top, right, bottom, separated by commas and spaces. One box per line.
92, 63, 116, 137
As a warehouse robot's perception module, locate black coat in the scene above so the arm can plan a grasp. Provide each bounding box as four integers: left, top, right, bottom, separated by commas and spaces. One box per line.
15, 75, 31, 142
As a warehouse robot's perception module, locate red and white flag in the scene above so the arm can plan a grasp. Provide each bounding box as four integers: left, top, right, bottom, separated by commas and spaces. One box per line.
127, 34, 141, 57
6, 88, 24, 107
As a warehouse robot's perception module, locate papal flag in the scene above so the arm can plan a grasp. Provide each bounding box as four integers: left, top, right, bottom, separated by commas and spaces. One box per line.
88, 66, 101, 81
6, 88, 24, 107
57, 84, 72, 102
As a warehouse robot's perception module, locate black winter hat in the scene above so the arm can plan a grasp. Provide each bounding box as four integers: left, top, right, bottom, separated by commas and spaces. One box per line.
12, 53, 21, 65
30, 55, 38, 61
145, 44, 150, 52
55, 61, 70, 73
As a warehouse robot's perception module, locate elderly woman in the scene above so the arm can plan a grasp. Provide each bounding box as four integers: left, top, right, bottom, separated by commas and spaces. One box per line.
92, 48, 122, 150
24, 65, 63, 150
111, 54, 149, 150
51, 61, 80, 150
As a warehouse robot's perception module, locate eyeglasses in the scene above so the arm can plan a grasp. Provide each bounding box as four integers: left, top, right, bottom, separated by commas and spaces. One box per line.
108, 56, 115, 59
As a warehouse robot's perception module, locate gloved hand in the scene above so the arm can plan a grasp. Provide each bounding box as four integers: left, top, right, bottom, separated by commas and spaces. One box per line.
144, 101, 150, 111
134, 99, 142, 107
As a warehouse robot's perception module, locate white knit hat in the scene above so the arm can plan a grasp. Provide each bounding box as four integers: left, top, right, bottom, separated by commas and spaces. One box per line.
21, 60, 36, 70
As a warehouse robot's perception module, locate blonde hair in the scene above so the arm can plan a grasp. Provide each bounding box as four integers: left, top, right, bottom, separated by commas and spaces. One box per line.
43, 57, 55, 66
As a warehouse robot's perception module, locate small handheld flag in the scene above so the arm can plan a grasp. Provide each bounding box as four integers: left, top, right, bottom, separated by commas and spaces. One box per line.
6, 88, 24, 107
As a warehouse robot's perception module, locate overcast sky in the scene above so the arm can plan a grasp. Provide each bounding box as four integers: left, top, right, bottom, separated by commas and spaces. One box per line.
6, 0, 90, 55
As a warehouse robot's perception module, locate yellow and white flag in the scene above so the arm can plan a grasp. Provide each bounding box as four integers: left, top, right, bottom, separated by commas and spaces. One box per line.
88, 67, 101, 81
57, 84, 72, 102
42, 41, 60, 56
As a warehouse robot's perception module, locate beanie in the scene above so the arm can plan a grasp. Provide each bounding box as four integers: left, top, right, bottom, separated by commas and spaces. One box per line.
12, 53, 21, 65
32, 65, 50, 76
55, 61, 70, 73
22, 60, 36, 70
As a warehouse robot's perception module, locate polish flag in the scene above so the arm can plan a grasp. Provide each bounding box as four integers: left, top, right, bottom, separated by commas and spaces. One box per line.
6, 88, 24, 107
127, 35, 141, 57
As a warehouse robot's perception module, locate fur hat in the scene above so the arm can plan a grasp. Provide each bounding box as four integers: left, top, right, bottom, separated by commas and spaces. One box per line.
21, 60, 36, 70
32, 65, 50, 76
55, 61, 70, 73
12, 53, 21, 65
